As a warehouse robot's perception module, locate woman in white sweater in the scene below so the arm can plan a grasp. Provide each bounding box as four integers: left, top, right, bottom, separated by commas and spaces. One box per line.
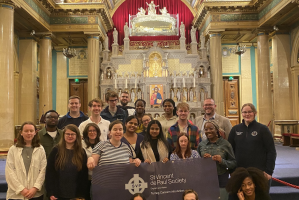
5, 121, 47, 200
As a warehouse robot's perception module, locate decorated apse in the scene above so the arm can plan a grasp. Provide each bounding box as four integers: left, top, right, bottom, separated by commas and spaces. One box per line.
100, 1, 211, 119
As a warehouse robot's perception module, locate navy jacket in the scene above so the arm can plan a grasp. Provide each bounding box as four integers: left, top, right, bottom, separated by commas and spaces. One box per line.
100, 106, 127, 124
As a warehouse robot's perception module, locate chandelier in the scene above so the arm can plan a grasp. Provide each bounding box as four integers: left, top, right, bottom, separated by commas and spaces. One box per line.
232, 44, 246, 55
63, 47, 77, 59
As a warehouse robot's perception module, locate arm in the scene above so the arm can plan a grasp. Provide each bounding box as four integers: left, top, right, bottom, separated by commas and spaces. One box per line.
219, 143, 237, 171
45, 147, 58, 197
228, 127, 236, 153
224, 118, 233, 140
262, 126, 277, 176
87, 154, 100, 170
32, 147, 47, 191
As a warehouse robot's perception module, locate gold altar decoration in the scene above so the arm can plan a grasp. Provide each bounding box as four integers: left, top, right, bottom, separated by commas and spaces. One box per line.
129, 40, 180, 50
148, 53, 162, 77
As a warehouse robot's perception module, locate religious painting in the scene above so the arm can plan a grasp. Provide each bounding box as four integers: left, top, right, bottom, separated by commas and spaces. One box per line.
150, 84, 163, 108
149, 53, 162, 77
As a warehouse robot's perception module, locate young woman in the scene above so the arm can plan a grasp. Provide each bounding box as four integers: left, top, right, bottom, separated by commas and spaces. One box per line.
198, 120, 236, 200
140, 114, 153, 136
130, 193, 146, 200
121, 116, 144, 161
170, 133, 200, 160
140, 120, 170, 164
87, 120, 141, 169
134, 99, 146, 133
46, 124, 89, 200
6, 122, 47, 200
157, 99, 178, 137
226, 167, 271, 200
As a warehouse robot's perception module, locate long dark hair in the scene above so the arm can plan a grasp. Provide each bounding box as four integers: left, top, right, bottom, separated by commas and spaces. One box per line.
141, 120, 169, 150
55, 124, 84, 171
16, 121, 40, 148
82, 123, 101, 148
162, 99, 177, 116
173, 133, 191, 158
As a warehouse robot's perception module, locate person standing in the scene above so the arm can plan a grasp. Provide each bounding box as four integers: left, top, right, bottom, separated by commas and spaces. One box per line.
140, 114, 153, 136
134, 99, 146, 133
6, 122, 47, 200
228, 103, 276, 184
195, 98, 232, 140
119, 91, 135, 116
57, 95, 88, 129
157, 99, 177, 138
79, 98, 110, 142
39, 110, 63, 158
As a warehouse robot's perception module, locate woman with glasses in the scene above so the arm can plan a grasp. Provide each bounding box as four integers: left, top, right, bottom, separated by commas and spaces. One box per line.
121, 116, 144, 161
140, 114, 153, 136
46, 124, 89, 200
157, 99, 178, 138
228, 103, 276, 189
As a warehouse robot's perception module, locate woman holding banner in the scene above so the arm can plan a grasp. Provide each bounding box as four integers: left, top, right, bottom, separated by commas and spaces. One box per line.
170, 133, 200, 160
140, 120, 170, 164
198, 120, 236, 200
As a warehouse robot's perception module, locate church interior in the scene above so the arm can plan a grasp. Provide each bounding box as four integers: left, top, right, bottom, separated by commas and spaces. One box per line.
1, 0, 299, 153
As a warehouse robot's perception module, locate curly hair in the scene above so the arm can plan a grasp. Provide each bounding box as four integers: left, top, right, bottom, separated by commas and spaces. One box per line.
226, 167, 269, 195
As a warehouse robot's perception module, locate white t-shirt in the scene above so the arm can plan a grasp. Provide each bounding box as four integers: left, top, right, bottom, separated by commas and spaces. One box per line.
78, 117, 110, 141
47, 131, 57, 138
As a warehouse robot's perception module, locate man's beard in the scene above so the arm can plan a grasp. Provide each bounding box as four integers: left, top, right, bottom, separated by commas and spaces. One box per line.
121, 101, 128, 106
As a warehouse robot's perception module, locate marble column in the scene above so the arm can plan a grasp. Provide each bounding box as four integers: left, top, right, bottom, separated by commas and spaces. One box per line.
209, 33, 224, 115
257, 32, 273, 127
0, 3, 15, 150
291, 65, 299, 120
87, 35, 100, 102
39, 36, 53, 117
19, 39, 38, 123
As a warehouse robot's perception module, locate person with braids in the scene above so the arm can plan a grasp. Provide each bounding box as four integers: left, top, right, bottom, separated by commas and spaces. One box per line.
140, 120, 171, 164
170, 133, 200, 160
134, 99, 146, 133
46, 124, 89, 200
226, 167, 271, 200
198, 120, 236, 200
157, 99, 178, 137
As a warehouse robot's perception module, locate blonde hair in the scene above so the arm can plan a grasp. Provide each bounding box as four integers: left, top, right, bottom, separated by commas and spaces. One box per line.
241, 103, 257, 114
176, 102, 190, 111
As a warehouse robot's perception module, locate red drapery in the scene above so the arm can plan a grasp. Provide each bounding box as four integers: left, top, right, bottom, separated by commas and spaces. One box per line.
108, 0, 197, 48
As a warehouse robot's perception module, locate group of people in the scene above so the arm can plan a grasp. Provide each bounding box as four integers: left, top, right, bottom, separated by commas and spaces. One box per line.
5, 91, 276, 200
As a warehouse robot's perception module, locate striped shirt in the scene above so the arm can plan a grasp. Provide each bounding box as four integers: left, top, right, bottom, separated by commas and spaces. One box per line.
92, 140, 132, 166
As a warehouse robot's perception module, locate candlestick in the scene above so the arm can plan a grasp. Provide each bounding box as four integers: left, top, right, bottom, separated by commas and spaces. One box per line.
125, 79, 128, 88
174, 78, 176, 88
135, 78, 137, 88
193, 77, 195, 88
114, 79, 117, 89
183, 78, 185, 87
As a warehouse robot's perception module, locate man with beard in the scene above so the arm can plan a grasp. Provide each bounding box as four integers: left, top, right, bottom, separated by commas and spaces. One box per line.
195, 98, 232, 140
119, 91, 135, 116
38, 110, 63, 157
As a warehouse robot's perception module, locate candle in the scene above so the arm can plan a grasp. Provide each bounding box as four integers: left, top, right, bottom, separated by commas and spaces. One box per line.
174, 78, 176, 88
183, 78, 185, 87
135, 78, 137, 88
193, 77, 195, 88
125, 79, 128, 88
114, 79, 117, 89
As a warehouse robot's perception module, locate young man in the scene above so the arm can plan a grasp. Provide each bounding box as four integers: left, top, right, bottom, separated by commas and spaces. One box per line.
182, 189, 199, 200
57, 95, 88, 129
38, 110, 63, 157
79, 98, 110, 141
195, 98, 232, 140
119, 91, 135, 116
167, 102, 201, 150
101, 91, 127, 124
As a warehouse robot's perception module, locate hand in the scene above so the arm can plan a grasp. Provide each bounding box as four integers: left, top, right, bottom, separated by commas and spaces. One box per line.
212, 155, 222, 163
237, 189, 245, 200
50, 195, 58, 200
133, 158, 141, 167
87, 157, 95, 170
203, 153, 211, 158
20, 188, 29, 197
25, 187, 38, 199
264, 172, 272, 180
162, 157, 169, 163
144, 159, 151, 164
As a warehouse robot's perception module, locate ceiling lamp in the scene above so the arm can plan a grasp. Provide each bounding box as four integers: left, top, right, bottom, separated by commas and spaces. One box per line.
63, 47, 77, 59
232, 43, 246, 55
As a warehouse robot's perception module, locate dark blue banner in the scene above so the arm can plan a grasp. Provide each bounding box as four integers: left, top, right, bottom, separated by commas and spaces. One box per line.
92, 158, 220, 200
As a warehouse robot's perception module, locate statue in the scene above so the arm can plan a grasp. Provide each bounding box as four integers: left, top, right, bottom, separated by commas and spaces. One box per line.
171, 89, 174, 99
131, 90, 135, 103
180, 22, 185, 38
159, 7, 169, 15
200, 33, 205, 49
113, 28, 118, 44
137, 7, 146, 17
99, 41, 102, 52
191, 26, 197, 43
206, 39, 210, 55
177, 89, 181, 102
183, 89, 188, 101
124, 22, 129, 38
104, 33, 108, 50
146, 1, 159, 15
137, 90, 142, 99
101, 72, 104, 80
106, 68, 112, 79
190, 89, 194, 102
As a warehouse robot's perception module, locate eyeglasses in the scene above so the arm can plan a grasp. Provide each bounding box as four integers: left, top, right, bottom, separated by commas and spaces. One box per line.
108, 99, 118, 103
242, 111, 253, 114
88, 130, 97, 133
65, 133, 76, 137
142, 119, 151, 123
203, 104, 214, 107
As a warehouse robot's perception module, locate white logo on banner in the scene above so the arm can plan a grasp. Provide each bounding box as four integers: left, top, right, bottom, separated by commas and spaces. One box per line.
125, 174, 148, 194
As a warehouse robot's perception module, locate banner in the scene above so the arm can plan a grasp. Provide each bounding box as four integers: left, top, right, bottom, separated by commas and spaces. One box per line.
92, 158, 220, 200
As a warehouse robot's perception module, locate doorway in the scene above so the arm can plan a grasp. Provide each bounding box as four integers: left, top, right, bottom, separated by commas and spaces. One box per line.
69, 79, 88, 115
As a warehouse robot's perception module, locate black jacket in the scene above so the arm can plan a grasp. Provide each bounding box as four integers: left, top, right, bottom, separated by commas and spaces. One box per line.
100, 106, 127, 124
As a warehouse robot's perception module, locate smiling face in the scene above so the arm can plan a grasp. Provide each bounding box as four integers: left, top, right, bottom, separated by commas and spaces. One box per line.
176, 107, 189, 121
110, 123, 124, 141
64, 129, 77, 146
120, 93, 129, 106
241, 177, 255, 197
241, 105, 256, 124
126, 118, 138, 133
135, 101, 145, 114
204, 122, 218, 141
89, 102, 102, 116
68, 98, 81, 113
184, 193, 197, 200
142, 115, 151, 128
45, 112, 59, 127
21, 124, 36, 145
203, 99, 216, 116
163, 101, 174, 116
149, 123, 160, 139
88, 125, 97, 141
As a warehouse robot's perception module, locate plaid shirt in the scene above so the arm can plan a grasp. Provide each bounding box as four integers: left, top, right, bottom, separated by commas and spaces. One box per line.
167, 121, 201, 150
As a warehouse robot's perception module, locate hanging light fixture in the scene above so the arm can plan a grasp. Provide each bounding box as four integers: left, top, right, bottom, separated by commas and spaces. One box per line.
232, 43, 246, 55
63, 34, 77, 59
